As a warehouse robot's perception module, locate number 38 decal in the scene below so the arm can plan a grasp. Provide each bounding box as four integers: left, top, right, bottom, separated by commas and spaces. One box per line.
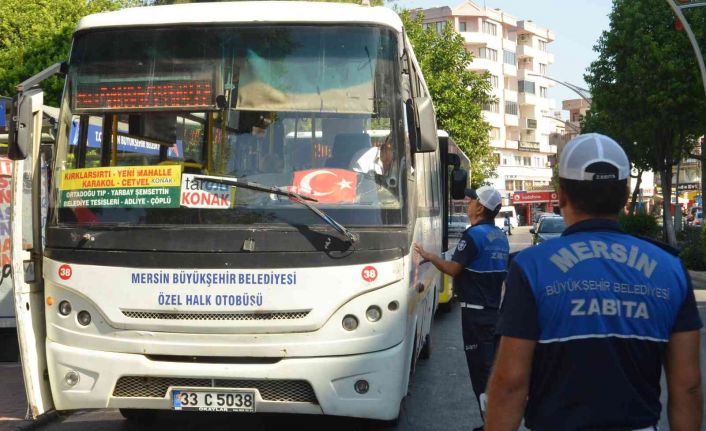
361, 266, 378, 283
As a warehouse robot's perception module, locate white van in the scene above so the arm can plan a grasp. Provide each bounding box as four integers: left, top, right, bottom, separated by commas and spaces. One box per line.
495, 206, 518, 230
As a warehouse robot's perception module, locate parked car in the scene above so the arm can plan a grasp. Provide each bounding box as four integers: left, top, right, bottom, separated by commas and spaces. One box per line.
532, 211, 556, 231
530, 215, 566, 245
448, 214, 469, 237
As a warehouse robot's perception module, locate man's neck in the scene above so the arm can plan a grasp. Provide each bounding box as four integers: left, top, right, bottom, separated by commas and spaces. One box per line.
562, 206, 619, 227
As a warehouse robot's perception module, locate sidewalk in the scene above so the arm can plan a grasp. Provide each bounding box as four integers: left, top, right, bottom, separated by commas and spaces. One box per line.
0, 363, 28, 431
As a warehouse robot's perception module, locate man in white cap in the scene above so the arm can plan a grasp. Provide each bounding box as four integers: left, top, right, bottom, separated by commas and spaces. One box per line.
485, 133, 702, 431
415, 185, 509, 431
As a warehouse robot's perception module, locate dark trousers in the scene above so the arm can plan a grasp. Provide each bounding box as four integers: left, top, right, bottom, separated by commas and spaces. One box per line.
461, 308, 497, 419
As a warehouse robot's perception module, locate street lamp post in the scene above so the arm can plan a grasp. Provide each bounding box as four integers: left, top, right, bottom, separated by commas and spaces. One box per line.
527, 73, 592, 106
664, 0, 706, 97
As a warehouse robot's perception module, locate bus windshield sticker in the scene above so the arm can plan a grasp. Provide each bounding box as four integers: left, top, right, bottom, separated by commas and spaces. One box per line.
181, 174, 235, 209
59, 165, 182, 208
289, 169, 357, 204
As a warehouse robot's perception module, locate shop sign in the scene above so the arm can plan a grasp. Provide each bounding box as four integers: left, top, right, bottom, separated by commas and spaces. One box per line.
511, 191, 558, 203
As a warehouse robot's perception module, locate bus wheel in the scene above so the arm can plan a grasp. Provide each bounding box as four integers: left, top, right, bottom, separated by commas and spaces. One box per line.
419, 332, 432, 360
119, 409, 157, 424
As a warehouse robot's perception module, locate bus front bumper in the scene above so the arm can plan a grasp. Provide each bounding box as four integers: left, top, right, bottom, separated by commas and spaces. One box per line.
46, 339, 407, 420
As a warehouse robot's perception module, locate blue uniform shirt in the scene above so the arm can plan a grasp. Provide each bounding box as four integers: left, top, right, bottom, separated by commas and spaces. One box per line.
452, 220, 509, 322
497, 219, 702, 431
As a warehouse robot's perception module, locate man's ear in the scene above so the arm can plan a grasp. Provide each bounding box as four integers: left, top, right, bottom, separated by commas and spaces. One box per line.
558, 187, 568, 209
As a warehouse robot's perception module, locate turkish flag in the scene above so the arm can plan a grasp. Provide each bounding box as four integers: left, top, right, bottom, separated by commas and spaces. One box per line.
291, 169, 357, 203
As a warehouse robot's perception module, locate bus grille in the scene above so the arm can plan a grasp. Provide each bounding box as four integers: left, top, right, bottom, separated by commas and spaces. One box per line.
112, 377, 318, 403
121, 310, 310, 321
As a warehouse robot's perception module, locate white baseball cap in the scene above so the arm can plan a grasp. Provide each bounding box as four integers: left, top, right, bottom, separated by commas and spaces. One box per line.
465, 185, 502, 211
559, 133, 630, 181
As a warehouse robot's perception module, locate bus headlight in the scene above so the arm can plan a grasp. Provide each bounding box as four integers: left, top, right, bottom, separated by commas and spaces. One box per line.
365, 306, 382, 322
58, 301, 72, 316
342, 315, 359, 331
77, 310, 92, 326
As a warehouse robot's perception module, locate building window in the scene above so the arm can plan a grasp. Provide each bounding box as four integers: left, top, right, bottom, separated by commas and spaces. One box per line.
459, 21, 467, 32
488, 74, 499, 88
539, 40, 548, 52
518, 80, 536, 94
503, 50, 516, 66
506, 180, 514, 191
490, 127, 501, 140
514, 155, 522, 165
523, 156, 531, 166
482, 101, 499, 113
533, 156, 543, 167
540, 86, 548, 98
436, 21, 446, 33
479, 47, 498, 62
494, 153, 501, 165
482, 21, 498, 36
539, 63, 547, 75
505, 101, 518, 115
514, 180, 524, 190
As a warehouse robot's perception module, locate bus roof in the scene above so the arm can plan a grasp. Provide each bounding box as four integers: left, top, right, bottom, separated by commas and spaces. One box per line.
76, 1, 403, 33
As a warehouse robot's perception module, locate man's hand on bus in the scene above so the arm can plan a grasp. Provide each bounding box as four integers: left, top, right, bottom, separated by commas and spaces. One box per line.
413, 243, 463, 277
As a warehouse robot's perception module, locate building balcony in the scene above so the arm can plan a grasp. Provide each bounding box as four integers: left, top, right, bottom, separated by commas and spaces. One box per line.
482, 111, 503, 127
502, 39, 517, 51
504, 113, 519, 127
519, 141, 541, 152
463, 32, 502, 48
505, 140, 519, 150
517, 67, 537, 81
519, 91, 537, 106
504, 89, 518, 102
516, 43, 540, 59
468, 58, 503, 75
503, 64, 517, 77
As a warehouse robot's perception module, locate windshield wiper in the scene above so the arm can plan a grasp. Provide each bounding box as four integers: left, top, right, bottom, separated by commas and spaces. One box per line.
189, 174, 359, 244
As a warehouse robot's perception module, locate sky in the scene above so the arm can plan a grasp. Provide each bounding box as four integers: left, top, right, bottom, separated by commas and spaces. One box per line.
387, 0, 614, 117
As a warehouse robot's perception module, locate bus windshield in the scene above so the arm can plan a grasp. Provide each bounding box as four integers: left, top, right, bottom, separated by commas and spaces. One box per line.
53, 25, 404, 227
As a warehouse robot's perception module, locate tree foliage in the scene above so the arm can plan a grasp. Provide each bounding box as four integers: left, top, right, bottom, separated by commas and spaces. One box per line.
147, 0, 384, 6
399, 11, 495, 186
0, 0, 138, 105
584, 0, 706, 246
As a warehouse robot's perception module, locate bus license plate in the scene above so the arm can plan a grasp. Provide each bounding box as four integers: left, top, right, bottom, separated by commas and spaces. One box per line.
172, 389, 256, 412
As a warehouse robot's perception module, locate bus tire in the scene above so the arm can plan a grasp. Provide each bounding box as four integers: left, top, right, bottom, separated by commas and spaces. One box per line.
419, 332, 432, 360
119, 409, 157, 424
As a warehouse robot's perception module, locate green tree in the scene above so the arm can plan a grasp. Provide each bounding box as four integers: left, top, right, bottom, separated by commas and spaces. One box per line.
146, 0, 384, 5
399, 11, 495, 186
0, 0, 138, 105
584, 0, 706, 246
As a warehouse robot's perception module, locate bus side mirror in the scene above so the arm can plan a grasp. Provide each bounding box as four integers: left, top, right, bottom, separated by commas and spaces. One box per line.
9, 89, 44, 161
406, 97, 438, 153
450, 167, 467, 200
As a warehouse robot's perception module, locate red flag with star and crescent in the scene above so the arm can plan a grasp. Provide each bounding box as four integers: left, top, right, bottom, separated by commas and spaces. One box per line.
290, 169, 357, 203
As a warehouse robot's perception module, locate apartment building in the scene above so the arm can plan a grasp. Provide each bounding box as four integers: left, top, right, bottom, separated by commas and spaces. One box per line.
562, 98, 591, 140
418, 1, 560, 221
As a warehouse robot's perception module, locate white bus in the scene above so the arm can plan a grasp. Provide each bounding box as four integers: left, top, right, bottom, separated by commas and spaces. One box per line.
8, 1, 468, 423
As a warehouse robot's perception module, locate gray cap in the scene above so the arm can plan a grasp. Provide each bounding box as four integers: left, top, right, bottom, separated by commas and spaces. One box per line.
559, 133, 630, 181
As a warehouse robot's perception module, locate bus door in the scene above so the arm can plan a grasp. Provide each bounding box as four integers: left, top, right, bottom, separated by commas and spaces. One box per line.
10, 87, 54, 417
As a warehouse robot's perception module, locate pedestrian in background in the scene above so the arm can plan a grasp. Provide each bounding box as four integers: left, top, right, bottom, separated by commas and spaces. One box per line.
415, 185, 509, 431
485, 133, 702, 431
